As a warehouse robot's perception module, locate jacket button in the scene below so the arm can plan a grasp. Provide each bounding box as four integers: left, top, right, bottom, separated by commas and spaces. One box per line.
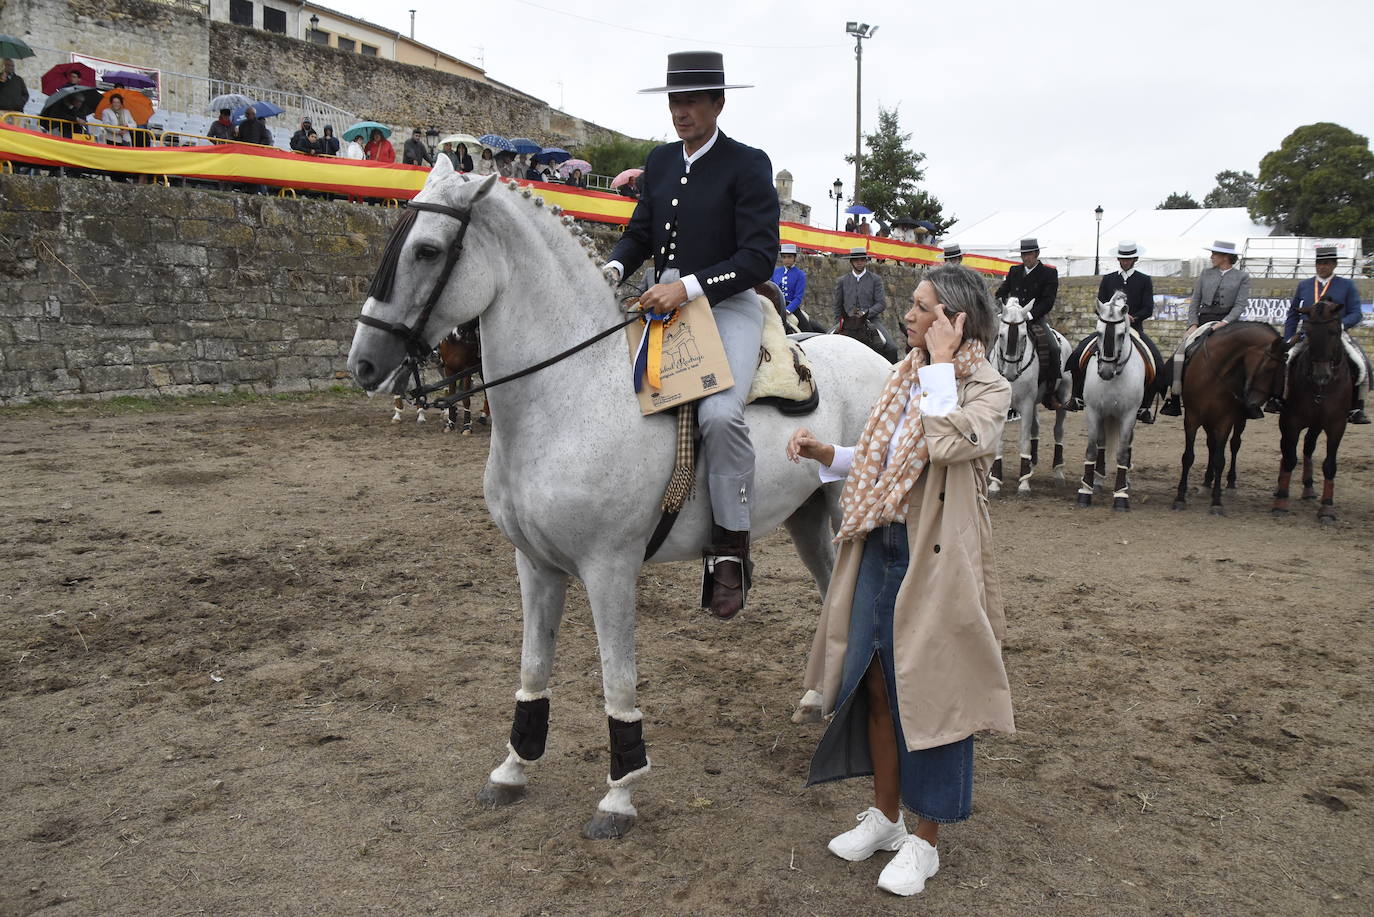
938, 491, 945, 501
680, 177, 688, 185
664, 222, 671, 230
933, 544, 941, 553
671, 199, 679, 206
970, 433, 978, 444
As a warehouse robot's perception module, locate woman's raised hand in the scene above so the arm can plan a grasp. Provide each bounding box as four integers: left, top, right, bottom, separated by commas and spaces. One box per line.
925, 308, 966, 363
786, 427, 834, 466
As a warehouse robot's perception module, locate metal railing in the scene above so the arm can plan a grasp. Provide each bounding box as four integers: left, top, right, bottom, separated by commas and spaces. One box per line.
158, 71, 357, 134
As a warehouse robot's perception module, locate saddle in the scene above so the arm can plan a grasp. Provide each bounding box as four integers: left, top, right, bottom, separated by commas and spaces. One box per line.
750, 282, 818, 415
1181, 321, 1223, 363
1077, 328, 1157, 387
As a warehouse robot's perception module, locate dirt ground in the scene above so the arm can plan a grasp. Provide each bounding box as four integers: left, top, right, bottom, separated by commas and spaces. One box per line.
1, 392, 1370, 917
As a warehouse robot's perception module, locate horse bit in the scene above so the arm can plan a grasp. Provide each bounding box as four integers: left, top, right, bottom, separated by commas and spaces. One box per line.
354, 199, 640, 412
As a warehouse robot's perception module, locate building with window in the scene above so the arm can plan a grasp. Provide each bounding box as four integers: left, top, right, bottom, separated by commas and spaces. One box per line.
208, 1, 485, 82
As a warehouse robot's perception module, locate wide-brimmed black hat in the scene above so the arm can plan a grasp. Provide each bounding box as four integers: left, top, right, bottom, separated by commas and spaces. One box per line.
1014, 238, 1041, 254
1314, 245, 1339, 261
639, 51, 753, 94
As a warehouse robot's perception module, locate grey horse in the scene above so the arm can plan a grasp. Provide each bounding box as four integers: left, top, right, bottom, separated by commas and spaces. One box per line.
989, 297, 1069, 494
346, 158, 890, 839
1075, 291, 1146, 511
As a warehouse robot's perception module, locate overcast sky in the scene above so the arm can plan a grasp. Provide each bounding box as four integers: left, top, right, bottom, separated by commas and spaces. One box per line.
326, 0, 1374, 232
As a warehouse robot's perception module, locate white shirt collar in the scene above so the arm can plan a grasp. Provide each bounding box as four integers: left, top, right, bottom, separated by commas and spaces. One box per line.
1120, 268, 1134, 280
1024, 261, 1038, 273
682, 129, 719, 173
1219, 266, 1231, 275
851, 269, 867, 280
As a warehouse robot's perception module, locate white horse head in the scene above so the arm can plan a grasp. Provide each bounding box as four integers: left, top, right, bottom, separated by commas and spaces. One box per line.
347, 157, 613, 392
995, 296, 1033, 378
1095, 290, 1131, 379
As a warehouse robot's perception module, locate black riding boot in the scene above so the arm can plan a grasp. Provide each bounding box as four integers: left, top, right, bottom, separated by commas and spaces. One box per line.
1066, 335, 1093, 411
702, 525, 751, 620
1032, 323, 1063, 410
1351, 402, 1371, 424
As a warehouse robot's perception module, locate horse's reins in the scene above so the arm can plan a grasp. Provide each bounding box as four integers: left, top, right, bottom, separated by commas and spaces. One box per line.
355, 198, 640, 411
997, 318, 1033, 378
1296, 312, 1346, 404
1197, 324, 1284, 408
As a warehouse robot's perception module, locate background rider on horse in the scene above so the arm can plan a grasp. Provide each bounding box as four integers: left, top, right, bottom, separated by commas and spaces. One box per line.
602, 51, 780, 620
1269, 244, 1371, 424
1160, 241, 1253, 418
995, 238, 1063, 410
832, 247, 889, 354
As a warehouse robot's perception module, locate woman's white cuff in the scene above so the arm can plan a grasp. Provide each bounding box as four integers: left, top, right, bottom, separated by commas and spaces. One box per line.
916, 363, 958, 417
818, 445, 854, 483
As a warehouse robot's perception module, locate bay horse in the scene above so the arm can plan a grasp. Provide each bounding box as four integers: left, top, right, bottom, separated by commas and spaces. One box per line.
1271, 299, 1351, 523
1075, 292, 1147, 511
832, 312, 899, 362
990, 297, 1069, 494
346, 161, 891, 839
1171, 322, 1288, 515
390, 324, 489, 432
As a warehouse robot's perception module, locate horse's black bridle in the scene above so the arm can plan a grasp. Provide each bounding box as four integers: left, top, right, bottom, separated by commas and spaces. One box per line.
355, 200, 474, 363
354, 197, 639, 412
997, 316, 1032, 379
1097, 314, 1129, 370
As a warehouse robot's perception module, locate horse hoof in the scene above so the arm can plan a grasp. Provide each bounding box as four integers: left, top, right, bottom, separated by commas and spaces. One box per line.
1171, 501, 1186, 512
391, 415, 401, 424
1226, 482, 1237, 490
1270, 508, 1289, 517
1318, 513, 1337, 526
1208, 505, 1226, 517
1301, 493, 1317, 501
791, 704, 822, 725
477, 782, 527, 808
1075, 493, 1092, 508
1017, 485, 1031, 496
583, 811, 635, 840
462, 427, 472, 436
1113, 498, 1130, 512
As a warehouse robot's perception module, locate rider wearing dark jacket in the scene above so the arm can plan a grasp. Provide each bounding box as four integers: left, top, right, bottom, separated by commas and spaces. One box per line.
995, 238, 1062, 409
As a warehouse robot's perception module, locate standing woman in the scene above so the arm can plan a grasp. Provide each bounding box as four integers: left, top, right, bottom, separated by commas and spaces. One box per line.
454, 142, 474, 173
364, 128, 395, 163
475, 147, 496, 175
787, 264, 1014, 897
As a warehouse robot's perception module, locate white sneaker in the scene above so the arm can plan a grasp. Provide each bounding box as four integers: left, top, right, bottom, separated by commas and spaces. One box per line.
877, 834, 940, 896
827, 807, 908, 862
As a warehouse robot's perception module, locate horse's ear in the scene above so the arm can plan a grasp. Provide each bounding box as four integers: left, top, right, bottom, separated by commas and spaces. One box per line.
427, 153, 454, 183
469, 172, 499, 204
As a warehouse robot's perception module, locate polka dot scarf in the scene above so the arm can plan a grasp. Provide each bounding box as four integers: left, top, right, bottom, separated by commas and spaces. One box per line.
835, 339, 987, 543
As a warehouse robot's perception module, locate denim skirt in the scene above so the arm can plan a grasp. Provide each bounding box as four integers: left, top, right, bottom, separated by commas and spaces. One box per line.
806, 523, 974, 823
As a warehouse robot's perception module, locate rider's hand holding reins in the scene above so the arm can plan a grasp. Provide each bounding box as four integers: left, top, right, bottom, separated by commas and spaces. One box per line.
786, 427, 835, 467
638, 280, 689, 314
925, 308, 965, 364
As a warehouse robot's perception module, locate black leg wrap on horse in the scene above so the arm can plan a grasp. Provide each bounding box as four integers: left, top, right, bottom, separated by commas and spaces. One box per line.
510, 697, 550, 762
607, 716, 648, 782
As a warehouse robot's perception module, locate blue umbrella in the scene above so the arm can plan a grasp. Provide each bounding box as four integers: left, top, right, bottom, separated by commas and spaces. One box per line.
509, 137, 541, 155
844, 204, 873, 216
916, 220, 938, 233
231, 100, 285, 124
343, 121, 390, 143
534, 147, 570, 164
478, 133, 515, 152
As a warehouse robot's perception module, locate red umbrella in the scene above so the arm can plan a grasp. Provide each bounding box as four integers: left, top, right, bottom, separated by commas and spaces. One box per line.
611, 168, 643, 189
42, 62, 97, 95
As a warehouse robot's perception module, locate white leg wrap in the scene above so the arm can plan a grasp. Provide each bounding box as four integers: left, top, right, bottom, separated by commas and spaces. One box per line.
596, 785, 638, 818
489, 750, 529, 786
797, 689, 823, 710
1113, 489, 1130, 499
606, 760, 651, 790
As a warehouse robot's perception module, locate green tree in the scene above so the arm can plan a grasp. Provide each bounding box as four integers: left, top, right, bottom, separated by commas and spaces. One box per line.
847, 106, 949, 230
1157, 191, 1200, 210
575, 136, 659, 179
1252, 122, 1374, 245
1203, 170, 1258, 208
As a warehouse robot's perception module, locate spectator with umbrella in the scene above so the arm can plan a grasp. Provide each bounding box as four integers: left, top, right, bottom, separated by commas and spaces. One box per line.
475, 147, 495, 175
0, 56, 29, 114
234, 105, 271, 146
98, 92, 138, 145
40, 84, 100, 138
207, 108, 234, 143
42, 62, 96, 95
364, 127, 394, 163
534, 147, 570, 165
207, 93, 253, 115
102, 70, 156, 90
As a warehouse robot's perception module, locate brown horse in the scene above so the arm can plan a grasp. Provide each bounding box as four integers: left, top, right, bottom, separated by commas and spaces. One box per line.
1271, 299, 1351, 524
1171, 322, 1288, 515
390, 323, 488, 433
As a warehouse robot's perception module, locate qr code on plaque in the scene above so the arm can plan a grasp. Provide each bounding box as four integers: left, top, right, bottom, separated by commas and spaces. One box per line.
701, 373, 718, 390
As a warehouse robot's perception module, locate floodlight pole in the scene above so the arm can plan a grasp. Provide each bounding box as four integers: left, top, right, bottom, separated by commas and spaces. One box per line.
846, 22, 877, 205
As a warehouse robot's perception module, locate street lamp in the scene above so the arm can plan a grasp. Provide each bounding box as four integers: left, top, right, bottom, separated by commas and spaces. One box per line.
829, 178, 844, 231
1094, 205, 1104, 274
425, 126, 439, 156
845, 21, 878, 204
309, 13, 319, 34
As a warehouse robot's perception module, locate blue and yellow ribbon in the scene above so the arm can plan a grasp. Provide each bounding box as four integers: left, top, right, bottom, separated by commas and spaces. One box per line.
632, 309, 678, 392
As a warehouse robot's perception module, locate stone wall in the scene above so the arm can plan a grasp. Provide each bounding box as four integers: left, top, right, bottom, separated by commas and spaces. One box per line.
0, 0, 210, 95
0, 174, 391, 402
208, 22, 633, 150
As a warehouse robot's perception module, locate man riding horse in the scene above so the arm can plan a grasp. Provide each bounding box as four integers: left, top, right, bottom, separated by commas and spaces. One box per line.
832, 247, 889, 354
1161, 240, 1253, 418
602, 51, 780, 620
995, 238, 1063, 410
1065, 240, 1165, 422
1268, 244, 1371, 424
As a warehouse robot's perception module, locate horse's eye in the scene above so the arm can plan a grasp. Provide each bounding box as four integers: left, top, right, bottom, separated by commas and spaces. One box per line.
415, 244, 441, 261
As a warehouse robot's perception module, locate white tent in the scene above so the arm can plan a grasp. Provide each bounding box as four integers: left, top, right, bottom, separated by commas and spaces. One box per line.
943, 207, 1276, 277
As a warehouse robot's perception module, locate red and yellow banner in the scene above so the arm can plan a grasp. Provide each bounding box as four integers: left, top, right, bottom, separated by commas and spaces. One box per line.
0, 123, 1011, 275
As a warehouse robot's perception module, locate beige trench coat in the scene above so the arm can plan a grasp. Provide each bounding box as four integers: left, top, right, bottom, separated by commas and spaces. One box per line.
803, 360, 1015, 752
